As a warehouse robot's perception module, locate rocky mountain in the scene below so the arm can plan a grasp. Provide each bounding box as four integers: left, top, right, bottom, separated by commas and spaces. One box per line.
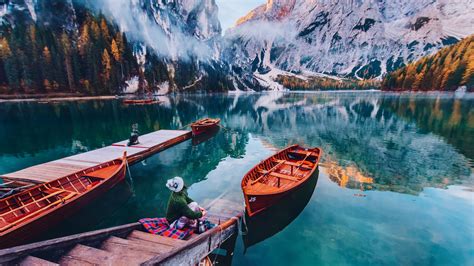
1, 0, 473, 93
224, 0, 474, 87
0, 0, 237, 93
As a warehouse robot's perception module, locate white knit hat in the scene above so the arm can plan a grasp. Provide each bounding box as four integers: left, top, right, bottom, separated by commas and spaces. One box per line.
166, 176, 184, 192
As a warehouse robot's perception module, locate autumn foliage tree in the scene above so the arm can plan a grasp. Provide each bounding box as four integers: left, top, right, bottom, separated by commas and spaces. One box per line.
0, 8, 140, 95
382, 35, 474, 91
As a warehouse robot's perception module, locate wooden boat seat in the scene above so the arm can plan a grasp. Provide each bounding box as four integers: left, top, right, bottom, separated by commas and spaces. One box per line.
257, 170, 299, 182
288, 150, 319, 157
84, 166, 120, 179
246, 182, 280, 194
272, 159, 313, 170
0, 191, 77, 232
44, 187, 76, 195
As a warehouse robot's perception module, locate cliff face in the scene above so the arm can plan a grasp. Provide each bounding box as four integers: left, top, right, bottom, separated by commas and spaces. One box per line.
225, 0, 474, 84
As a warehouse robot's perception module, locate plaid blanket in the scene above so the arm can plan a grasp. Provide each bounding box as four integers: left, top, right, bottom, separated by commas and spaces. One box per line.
139, 218, 194, 240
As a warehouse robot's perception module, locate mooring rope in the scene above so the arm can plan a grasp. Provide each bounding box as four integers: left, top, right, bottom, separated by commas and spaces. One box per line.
125, 159, 135, 195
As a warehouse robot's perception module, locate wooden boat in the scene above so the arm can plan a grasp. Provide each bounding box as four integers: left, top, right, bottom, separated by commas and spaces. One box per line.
0, 179, 36, 199
243, 168, 319, 249
0, 154, 127, 249
0, 199, 242, 265
241, 144, 322, 216
191, 118, 220, 136
122, 99, 160, 105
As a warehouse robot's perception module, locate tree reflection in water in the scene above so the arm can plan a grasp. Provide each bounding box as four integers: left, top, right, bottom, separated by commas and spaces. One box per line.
0, 92, 471, 195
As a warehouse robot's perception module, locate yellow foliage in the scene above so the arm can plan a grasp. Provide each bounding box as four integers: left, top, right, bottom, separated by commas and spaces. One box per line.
0, 38, 12, 59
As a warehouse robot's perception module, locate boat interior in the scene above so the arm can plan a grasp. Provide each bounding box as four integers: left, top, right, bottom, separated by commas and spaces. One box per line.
194, 118, 219, 126
0, 161, 122, 233
244, 147, 320, 193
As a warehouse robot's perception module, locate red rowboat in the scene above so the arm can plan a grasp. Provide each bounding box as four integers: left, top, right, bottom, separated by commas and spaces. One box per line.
241, 145, 322, 216
191, 118, 220, 136
0, 154, 127, 249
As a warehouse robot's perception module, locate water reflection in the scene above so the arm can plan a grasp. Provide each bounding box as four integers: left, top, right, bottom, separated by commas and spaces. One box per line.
192, 126, 220, 146
243, 169, 319, 250
323, 160, 374, 191
0, 93, 472, 195
0, 92, 471, 264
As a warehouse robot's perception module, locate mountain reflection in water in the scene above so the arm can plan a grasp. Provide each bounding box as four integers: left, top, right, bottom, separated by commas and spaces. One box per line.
0, 92, 472, 196
0, 92, 472, 265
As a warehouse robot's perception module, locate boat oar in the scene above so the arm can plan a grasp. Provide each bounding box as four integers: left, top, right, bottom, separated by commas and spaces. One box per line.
0, 181, 14, 187
250, 160, 286, 185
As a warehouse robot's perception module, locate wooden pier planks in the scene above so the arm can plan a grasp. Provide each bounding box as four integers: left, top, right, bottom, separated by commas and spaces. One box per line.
1, 130, 191, 184
0, 199, 244, 265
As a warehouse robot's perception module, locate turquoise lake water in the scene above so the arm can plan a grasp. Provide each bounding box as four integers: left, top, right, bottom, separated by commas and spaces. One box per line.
0, 92, 472, 265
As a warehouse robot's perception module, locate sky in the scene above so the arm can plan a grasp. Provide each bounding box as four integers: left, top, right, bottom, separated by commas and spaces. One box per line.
215, 0, 265, 31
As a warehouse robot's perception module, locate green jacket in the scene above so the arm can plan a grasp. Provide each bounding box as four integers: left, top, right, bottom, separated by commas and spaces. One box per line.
166, 189, 202, 223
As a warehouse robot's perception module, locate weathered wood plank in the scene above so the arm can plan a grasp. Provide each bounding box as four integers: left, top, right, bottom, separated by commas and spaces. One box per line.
0, 223, 141, 264
19, 256, 58, 266
59, 244, 112, 265
0, 129, 191, 184
124, 237, 174, 253
127, 230, 185, 248
101, 237, 158, 261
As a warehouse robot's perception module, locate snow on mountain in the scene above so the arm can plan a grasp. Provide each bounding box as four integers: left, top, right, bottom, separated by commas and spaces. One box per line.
0, 0, 78, 33
225, 0, 474, 81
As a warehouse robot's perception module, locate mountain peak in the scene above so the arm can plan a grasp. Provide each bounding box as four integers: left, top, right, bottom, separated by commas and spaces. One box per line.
236, 0, 296, 26
226, 0, 474, 81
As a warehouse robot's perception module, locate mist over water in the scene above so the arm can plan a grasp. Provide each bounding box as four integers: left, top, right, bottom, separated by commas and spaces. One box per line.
0, 92, 472, 265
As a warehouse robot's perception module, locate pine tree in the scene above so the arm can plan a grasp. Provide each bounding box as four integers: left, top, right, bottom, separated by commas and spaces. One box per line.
78, 24, 90, 56
0, 38, 12, 58
115, 32, 125, 55
42, 46, 52, 64
111, 39, 121, 61
90, 20, 101, 40
41, 46, 53, 90
383, 35, 473, 91
61, 32, 75, 91
462, 53, 474, 88
100, 18, 110, 41
413, 66, 426, 90
102, 49, 111, 82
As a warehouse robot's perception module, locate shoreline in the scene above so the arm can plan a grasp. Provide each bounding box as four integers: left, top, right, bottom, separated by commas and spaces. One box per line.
1, 89, 472, 103
0, 95, 117, 103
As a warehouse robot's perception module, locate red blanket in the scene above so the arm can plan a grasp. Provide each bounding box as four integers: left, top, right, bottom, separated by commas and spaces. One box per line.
139, 218, 194, 240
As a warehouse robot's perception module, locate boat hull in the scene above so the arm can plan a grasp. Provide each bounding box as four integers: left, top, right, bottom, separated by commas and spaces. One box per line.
191, 119, 220, 136
241, 144, 322, 217
0, 162, 127, 249
243, 168, 317, 216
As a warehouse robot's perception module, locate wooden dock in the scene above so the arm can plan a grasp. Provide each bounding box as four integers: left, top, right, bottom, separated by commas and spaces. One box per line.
1, 130, 192, 184
0, 199, 243, 265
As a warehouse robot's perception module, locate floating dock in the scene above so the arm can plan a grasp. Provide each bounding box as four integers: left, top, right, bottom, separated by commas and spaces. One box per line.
1, 130, 192, 184
0, 199, 243, 265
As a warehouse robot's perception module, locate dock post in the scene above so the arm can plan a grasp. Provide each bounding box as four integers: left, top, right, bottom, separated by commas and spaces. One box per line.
219, 231, 238, 265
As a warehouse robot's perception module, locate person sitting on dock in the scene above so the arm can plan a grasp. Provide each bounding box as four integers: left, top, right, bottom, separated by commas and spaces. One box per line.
127, 123, 140, 146
165, 176, 206, 230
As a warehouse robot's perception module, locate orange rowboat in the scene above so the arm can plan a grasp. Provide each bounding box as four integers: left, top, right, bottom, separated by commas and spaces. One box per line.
0, 154, 127, 249
191, 118, 220, 136
241, 145, 322, 216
